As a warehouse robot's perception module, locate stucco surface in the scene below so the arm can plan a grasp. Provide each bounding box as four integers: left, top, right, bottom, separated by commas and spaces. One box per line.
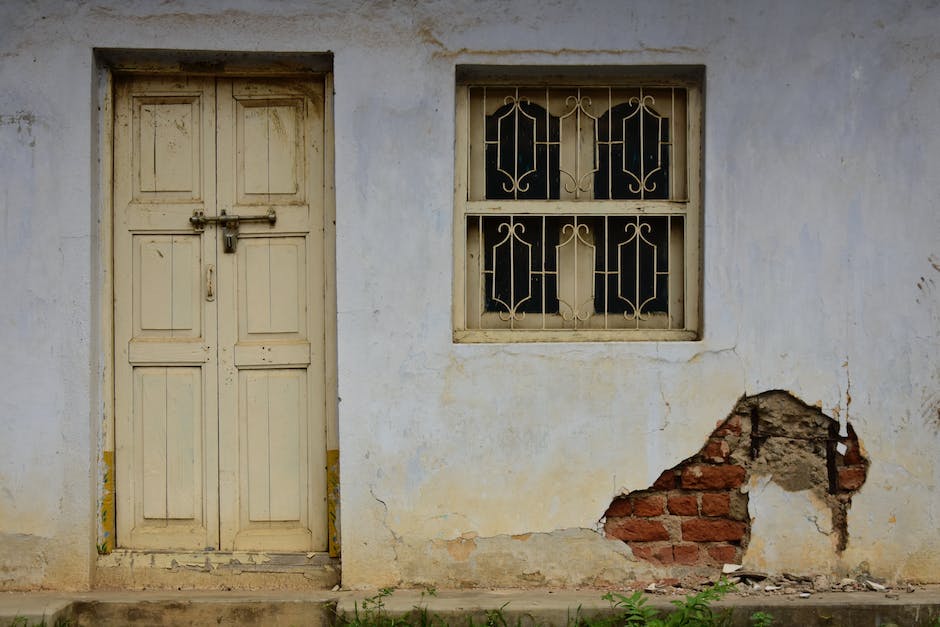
0, 0, 938, 589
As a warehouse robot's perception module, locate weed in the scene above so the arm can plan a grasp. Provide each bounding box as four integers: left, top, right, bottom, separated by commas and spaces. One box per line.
598, 579, 735, 627
6, 618, 72, 627
749, 611, 774, 627
336, 581, 781, 627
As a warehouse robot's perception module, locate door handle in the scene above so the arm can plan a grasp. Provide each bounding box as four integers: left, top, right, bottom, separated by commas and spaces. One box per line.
206, 264, 215, 302
190, 209, 277, 253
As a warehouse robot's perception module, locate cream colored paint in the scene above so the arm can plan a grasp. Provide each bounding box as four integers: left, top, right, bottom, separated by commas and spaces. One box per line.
743, 476, 840, 575
113, 75, 328, 554
0, 0, 938, 591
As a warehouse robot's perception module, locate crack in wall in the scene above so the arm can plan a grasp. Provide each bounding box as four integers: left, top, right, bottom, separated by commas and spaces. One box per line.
369, 484, 404, 585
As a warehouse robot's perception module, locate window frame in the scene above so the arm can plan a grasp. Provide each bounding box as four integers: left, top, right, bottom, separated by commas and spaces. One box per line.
453, 66, 704, 343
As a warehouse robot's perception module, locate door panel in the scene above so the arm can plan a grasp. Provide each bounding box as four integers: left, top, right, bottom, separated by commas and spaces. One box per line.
137, 367, 201, 521
134, 235, 201, 336
115, 76, 219, 550
218, 79, 326, 552
115, 75, 327, 552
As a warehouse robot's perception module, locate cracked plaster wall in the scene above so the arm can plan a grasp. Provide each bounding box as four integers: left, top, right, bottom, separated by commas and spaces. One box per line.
0, 0, 938, 590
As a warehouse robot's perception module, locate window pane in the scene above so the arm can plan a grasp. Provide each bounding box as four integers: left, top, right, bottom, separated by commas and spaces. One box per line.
595, 98, 670, 200
471, 214, 681, 329
485, 100, 560, 200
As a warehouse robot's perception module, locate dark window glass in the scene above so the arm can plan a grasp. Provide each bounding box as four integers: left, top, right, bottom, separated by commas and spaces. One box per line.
485, 100, 559, 200
481, 216, 559, 315
595, 101, 669, 200
595, 216, 670, 316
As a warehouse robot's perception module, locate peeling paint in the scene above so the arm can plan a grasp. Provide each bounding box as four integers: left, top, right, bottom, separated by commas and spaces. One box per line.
604, 391, 870, 575
327, 449, 340, 558
398, 529, 646, 588
98, 451, 115, 554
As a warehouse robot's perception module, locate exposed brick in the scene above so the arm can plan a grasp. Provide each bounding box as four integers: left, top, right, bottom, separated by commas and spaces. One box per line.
652, 545, 674, 564
713, 415, 742, 436
652, 470, 678, 491
630, 545, 654, 562
633, 495, 666, 517
842, 441, 864, 466
682, 518, 747, 542
605, 498, 632, 518
673, 544, 700, 565
707, 544, 739, 564
667, 494, 698, 516
838, 466, 866, 491
608, 519, 670, 542
702, 439, 731, 463
701, 493, 731, 517
681, 464, 746, 490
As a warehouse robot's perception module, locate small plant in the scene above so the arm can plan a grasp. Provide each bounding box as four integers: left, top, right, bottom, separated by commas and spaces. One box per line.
597, 579, 736, 627
337, 580, 754, 627
7, 619, 72, 627
749, 611, 774, 627
344, 588, 409, 627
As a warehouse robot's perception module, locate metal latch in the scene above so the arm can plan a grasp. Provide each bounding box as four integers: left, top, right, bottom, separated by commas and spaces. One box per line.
189, 209, 277, 253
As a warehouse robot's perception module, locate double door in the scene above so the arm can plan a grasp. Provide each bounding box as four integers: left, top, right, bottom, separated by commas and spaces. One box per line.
113, 75, 328, 551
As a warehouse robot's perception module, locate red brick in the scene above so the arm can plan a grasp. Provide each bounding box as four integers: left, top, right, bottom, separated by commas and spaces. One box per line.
681, 518, 747, 542
605, 498, 632, 518
652, 545, 674, 564
701, 493, 731, 517
681, 464, 746, 490
713, 415, 742, 436
630, 545, 654, 562
842, 441, 865, 466
673, 544, 700, 565
707, 544, 739, 564
702, 439, 731, 463
667, 494, 698, 516
838, 466, 866, 491
633, 495, 666, 517
652, 470, 678, 490
608, 519, 670, 542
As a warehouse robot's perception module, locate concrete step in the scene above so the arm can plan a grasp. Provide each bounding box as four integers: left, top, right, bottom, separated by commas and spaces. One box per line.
336, 588, 940, 627
2, 587, 939, 626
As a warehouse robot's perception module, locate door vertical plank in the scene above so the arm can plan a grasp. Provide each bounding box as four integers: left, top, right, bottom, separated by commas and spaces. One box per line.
170, 237, 195, 333
139, 238, 173, 330
266, 106, 298, 194
268, 372, 302, 521
216, 78, 241, 550
245, 372, 271, 522
140, 369, 167, 520
166, 369, 198, 520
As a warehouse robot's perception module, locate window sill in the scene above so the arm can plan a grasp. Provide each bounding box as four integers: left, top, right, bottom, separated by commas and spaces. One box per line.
453, 328, 699, 343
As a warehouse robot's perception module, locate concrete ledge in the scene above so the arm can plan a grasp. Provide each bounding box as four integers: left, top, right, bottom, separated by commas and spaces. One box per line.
95, 551, 340, 591
2, 588, 940, 626
336, 588, 940, 627
0, 593, 73, 625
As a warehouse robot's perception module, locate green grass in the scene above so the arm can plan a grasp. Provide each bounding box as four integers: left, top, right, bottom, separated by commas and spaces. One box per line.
335, 580, 773, 627
6, 618, 72, 627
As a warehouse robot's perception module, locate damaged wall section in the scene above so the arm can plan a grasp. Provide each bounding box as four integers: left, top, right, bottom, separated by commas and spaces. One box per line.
604, 391, 870, 572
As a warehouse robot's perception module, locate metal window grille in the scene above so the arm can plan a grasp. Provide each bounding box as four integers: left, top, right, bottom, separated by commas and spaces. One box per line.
456, 77, 701, 341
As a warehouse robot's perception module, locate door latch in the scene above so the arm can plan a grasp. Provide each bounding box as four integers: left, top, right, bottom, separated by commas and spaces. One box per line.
190, 209, 277, 253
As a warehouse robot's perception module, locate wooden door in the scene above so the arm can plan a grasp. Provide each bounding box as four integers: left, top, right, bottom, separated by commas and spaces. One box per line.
114, 75, 328, 552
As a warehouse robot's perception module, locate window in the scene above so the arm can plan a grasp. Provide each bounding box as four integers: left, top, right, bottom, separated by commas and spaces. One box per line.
454, 67, 702, 342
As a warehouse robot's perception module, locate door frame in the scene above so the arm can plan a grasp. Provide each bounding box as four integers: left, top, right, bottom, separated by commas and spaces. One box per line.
93, 50, 338, 563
